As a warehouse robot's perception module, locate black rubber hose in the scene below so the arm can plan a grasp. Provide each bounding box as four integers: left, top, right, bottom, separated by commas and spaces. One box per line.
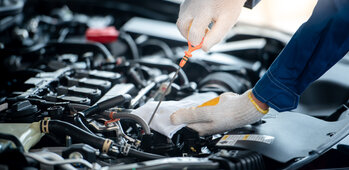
136, 60, 189, 86
46, 42, 114, 62
128, 148, 165, 160
41, 120, 162, 160
0, 133, 24, 152
84, 94, 132, 117
41, 120, 109, 152
98, 94, 132, 112
74, 114, 95, 134
139, 39, 174, 59
81, 105, 98, 117
119, 32, 140, 59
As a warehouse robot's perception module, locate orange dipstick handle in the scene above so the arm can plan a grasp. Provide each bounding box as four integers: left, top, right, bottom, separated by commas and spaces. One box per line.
179, 36, 205, 68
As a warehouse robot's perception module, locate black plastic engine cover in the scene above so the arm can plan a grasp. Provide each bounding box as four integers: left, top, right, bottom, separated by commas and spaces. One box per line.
216, 110, 349, 167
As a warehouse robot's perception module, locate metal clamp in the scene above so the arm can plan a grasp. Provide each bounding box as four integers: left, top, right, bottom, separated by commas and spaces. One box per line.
121, 143, 131, 156
102, 139, 112, 154
41, 120, 50, 133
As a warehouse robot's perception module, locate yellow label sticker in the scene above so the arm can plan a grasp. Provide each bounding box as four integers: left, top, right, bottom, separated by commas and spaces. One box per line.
222, 135, 229, 140
216, 134, 275, 146
242, 135, 250, 140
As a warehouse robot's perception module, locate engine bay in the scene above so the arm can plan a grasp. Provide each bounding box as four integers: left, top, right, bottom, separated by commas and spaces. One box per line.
1, 0, 349, 169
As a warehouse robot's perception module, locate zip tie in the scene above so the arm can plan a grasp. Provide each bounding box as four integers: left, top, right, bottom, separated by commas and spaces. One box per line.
104, 112, 120, 126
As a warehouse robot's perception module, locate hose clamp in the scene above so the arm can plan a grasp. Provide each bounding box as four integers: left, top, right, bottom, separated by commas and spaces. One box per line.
41, 120, 50, 133
102, 139, 112, 154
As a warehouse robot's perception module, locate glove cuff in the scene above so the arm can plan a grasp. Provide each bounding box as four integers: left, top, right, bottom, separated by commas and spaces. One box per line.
232, 89, 265, 128
247, 91, 269, 114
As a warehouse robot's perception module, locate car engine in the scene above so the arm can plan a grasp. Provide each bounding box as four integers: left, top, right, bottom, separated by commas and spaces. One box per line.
1, 0, 349, 170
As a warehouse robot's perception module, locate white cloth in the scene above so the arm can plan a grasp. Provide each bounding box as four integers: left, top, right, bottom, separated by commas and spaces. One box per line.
177, 0, 246, 51
132, 92, 217, 138
171, 89, 265, 136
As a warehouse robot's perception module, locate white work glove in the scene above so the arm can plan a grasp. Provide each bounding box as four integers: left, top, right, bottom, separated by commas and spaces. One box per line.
132, 100, 197, 138
177, 0, 246, 51
131, 92, 217, 138
171, 89, 268, 136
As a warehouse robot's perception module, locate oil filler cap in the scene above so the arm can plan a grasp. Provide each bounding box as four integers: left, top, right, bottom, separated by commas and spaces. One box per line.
86, 26, 119, 43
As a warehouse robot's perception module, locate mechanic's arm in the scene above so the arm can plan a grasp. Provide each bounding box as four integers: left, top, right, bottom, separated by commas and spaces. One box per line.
253, 0, 349, 112
172, 0, 349, 136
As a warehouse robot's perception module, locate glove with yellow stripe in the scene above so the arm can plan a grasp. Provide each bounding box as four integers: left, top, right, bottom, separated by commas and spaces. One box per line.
170, 89, 268, 136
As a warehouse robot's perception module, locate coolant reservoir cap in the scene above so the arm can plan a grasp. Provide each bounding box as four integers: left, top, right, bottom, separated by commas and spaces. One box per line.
86, 26, 119, 43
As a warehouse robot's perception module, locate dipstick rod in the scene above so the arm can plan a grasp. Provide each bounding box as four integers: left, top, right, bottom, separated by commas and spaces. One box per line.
148, 67, 181, 125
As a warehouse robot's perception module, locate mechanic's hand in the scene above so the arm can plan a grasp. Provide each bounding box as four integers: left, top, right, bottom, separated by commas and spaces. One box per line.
170, 89, 268, 136
177, 0, 246, 51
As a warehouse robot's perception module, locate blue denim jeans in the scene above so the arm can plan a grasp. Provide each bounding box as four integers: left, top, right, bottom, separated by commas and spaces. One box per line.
253, 0, 349, 112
